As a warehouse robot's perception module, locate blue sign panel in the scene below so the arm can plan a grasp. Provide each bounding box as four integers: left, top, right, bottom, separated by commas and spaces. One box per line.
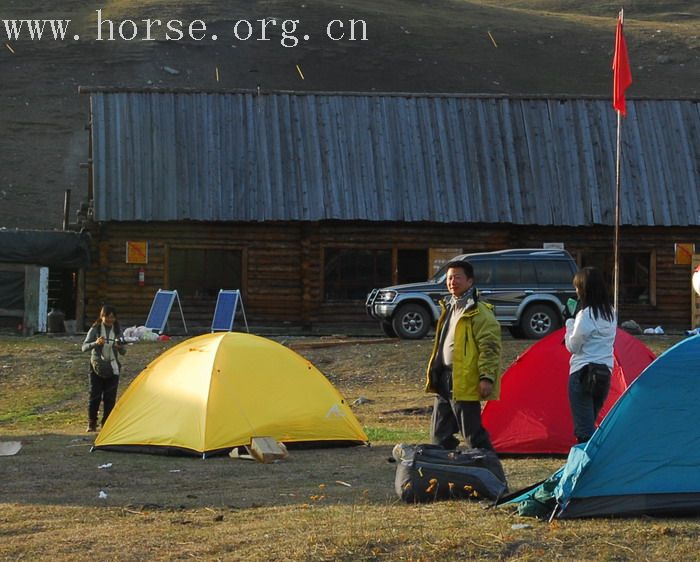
145, 289, 177, 334
211, 290, 240, 332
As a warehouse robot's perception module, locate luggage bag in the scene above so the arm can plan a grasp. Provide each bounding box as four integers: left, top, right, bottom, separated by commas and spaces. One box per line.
394, 444, 508, 503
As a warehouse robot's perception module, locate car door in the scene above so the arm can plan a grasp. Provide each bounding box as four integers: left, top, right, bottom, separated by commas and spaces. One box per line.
533, 259, 578, 305
473, 259, 531, 323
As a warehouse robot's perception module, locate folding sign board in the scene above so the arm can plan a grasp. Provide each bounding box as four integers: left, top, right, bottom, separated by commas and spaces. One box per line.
211, 289, 248, 332
145, 289, 187, 334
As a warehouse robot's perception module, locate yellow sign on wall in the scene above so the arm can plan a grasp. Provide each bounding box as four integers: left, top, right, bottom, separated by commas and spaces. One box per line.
675, 243, 695, 265
126, 241, 148, 264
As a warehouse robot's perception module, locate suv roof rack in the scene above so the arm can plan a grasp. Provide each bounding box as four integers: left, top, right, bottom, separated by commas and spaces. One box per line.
456, 248, 572, 259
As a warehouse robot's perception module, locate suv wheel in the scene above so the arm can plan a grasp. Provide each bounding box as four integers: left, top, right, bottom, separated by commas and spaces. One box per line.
379, 321, 397, 337
520, 304, 560, 339
392, 303, 431, 340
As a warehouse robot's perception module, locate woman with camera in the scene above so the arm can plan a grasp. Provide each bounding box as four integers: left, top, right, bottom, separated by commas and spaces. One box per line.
565, 267, 616, 444
81, 305, 127, 432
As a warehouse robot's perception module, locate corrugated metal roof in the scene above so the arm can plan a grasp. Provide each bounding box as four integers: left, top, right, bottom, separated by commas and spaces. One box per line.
89, 91, 700, 226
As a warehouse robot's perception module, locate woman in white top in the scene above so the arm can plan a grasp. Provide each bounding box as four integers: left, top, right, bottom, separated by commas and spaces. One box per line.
565, 267, 616, 443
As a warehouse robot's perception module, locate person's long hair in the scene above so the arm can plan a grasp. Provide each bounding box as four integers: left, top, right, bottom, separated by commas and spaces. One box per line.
573, 267, 614, 321
91, 304, 121, 333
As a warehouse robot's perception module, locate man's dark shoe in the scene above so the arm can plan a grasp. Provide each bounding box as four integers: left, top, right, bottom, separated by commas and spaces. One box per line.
86, 421, 97, 432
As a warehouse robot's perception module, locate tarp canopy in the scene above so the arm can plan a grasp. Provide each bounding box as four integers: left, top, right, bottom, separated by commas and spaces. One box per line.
504, 334, 700, 519
482, 328, 655, 454
0, 271, 24, 310
0, 229, 91, 268
94, 332, 368, 456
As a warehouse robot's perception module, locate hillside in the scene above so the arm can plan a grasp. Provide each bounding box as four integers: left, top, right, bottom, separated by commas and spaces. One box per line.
1, 0, 699, 229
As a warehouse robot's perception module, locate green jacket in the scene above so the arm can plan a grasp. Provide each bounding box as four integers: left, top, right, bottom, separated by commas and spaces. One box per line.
425, 298, 502, 401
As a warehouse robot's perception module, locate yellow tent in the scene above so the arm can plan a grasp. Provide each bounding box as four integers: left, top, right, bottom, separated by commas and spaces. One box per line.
94, 332, 368, 456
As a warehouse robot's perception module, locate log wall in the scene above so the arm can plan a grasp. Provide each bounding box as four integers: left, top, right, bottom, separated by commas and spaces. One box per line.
85, 221, 700, 331
512, 225, 700, 329
86, 222, 303, 328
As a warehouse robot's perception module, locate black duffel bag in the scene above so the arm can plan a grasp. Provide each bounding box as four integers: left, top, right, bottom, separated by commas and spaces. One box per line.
394, 444, 508, 503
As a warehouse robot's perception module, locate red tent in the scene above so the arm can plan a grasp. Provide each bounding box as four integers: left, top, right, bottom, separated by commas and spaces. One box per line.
482, 328, 655, 454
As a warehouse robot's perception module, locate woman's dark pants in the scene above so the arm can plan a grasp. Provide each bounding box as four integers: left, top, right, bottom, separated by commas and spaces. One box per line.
568, 366, 611, 443
88, 372, 119, 426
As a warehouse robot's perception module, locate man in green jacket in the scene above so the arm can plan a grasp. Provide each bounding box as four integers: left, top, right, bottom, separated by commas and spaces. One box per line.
425, 260, 502, 450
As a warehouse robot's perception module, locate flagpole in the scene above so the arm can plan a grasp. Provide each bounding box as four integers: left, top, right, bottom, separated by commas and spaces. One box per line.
613, 108, 622, 313
612, 7, 628, 315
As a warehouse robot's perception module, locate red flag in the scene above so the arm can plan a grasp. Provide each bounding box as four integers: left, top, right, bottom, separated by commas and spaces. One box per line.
612, 12, 632, 116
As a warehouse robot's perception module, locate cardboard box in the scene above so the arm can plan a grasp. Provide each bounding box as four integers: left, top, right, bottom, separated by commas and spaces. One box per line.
246, 436, 288, 464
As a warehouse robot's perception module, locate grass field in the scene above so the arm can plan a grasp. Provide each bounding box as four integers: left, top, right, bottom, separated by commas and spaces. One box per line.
0, 331, 696, 560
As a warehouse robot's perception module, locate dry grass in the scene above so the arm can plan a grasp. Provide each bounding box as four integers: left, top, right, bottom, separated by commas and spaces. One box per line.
0, 332, 697, 561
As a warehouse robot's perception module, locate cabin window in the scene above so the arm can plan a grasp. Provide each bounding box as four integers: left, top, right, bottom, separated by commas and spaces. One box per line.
620, 253, 653, 305
323, 248, 391, 301
169, 247, 243, 298
580, 251, 655, 306
397, 249, 429, 284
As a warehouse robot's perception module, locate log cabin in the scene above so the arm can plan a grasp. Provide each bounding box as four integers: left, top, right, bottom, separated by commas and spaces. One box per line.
77, 89, 700, 333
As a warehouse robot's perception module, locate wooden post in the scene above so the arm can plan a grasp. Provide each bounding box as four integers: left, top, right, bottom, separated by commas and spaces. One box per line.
23, 265, 48, 335
76, 268, 86, 332
63, 189, 71, 230
300, 223, 313, 329
97, 241, 110, 309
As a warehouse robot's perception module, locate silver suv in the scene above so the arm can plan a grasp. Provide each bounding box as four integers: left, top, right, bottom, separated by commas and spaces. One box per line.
366, 248, 578, 340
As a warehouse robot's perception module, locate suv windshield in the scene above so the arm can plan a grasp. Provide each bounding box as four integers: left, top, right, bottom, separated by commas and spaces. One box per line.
430, 269, 447, 283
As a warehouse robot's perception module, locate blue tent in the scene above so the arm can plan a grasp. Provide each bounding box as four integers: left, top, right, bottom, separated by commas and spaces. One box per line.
506, 335, 700, 518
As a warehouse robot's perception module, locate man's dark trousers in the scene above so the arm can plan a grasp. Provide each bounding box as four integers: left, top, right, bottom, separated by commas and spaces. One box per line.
430, 367, 493, 450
